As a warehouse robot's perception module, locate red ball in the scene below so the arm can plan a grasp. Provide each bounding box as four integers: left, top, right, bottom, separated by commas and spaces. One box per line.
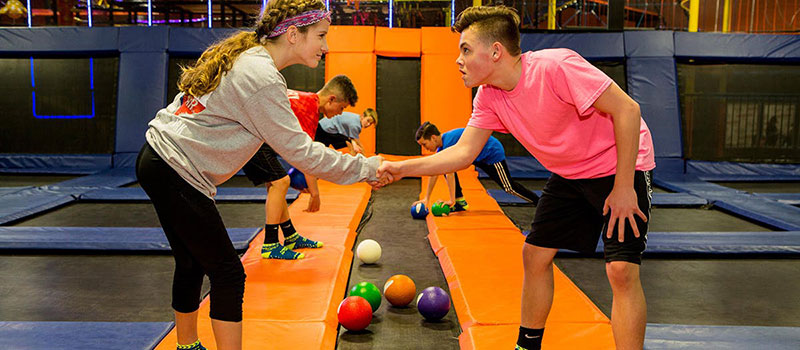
337, 296, 373, 331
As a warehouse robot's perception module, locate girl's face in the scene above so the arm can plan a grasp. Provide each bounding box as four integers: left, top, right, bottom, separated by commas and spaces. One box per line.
295, 20, 330, 68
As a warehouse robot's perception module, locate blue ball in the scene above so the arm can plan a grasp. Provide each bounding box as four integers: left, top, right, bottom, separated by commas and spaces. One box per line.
287, 167, 308, 191
410, 202, 428, 219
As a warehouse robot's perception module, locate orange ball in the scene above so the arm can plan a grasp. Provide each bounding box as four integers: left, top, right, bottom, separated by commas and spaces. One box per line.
383, 274, 416, 307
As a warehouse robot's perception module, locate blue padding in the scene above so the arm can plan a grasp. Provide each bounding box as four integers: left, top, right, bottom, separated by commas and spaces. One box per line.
652, 173, 743, 194
624, 31, 674, 57
753, 193, 800, 206
644, 323, 800, 350
116, 52, 168, 153
703, 193, 800, 231
168, 27, 241, 54
0, 27, 119, 53
0, 187, 32, 196
489, 189, 706, 206
627, 58, 683, 158
80, 187, 299, 202
674, 32, 800, 61
0, 154, 112, 174
0, 188, 76, 225
119, 26, 169, 52
520, 32, 624, 60
476, 156, 551, 179
654, 157, 685, 174
486, 189, 542, 204
687, 160, 800, 181
0, 227, 261, 251
45, 167, 137, 188
638, 231, 800, 255
112, 153, 139, 168
0, 321, 173, 350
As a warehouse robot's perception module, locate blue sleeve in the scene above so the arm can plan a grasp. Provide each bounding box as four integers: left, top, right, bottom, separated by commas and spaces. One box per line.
475, 136, 506, 164
342, 114, 362, 139
439, 129, 463, 151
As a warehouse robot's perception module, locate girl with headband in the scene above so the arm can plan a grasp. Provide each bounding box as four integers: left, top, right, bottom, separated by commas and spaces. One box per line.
136, 1, 382, 349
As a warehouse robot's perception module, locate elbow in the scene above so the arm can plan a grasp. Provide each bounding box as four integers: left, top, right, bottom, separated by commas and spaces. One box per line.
627, 100, 641, 118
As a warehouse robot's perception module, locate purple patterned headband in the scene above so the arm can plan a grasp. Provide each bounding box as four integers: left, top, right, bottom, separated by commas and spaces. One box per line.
268, 10, 332, 38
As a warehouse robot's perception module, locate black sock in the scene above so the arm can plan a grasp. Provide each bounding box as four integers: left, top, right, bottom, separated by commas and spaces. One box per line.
264, 224, 279, 244
279, 220, 296, 237
516, 327, 544, 350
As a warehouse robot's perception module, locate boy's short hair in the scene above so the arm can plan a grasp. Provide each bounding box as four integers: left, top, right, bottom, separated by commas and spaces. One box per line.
320, 75, 358, 106
362, 108, 378, 125
452, 6, 521, 56
415, 121, 440, 141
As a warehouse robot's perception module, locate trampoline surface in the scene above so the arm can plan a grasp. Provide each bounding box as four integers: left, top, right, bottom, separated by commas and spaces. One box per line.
0, 174, 79, 187
337, 179, 459, 350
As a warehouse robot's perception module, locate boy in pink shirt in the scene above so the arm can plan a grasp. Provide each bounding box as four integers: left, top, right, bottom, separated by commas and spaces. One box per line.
378, 6, 654, 350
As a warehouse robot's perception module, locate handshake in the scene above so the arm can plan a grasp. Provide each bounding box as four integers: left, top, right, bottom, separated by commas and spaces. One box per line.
366, 157, 402, 190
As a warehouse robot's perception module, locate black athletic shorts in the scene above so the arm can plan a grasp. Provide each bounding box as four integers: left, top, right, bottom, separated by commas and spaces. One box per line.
241, 143, 288, 186
314, 127, 351, 149
525, 170, 653, 264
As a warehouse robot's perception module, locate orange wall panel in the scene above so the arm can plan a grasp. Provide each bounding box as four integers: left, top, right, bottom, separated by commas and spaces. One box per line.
325, 52, 377, 155
421, 27, 461, 55
420, 53, 472, 143
327, 25, 375, 53
375, 27, 421, 57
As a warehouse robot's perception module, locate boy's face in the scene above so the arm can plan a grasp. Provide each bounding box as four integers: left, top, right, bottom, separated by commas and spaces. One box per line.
417, 136, 439, 152
320, 97, 349, 118
456, 27, 494, 88
361, 116, 375, 128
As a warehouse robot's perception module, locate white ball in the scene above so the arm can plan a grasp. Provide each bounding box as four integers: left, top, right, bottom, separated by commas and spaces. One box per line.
356, 239, 381, 264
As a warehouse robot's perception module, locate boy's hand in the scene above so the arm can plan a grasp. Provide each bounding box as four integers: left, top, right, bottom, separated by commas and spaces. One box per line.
351, 143, 363, 154
305, 194, 321, 212
375, 161, 401, 188
603, 186, 647, 242
412, 199, 428, 207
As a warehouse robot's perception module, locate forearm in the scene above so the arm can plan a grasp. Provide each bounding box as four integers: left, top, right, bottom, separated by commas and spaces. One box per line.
446, 173, 456, 202
613, 106, 641, 188
398, 147, 473, 178
423, 175, 437, 201
305, 174, 320, 197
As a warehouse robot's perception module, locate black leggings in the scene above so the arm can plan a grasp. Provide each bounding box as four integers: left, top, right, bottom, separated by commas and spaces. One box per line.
136, 143, 246, 322
453, 160, 539, 205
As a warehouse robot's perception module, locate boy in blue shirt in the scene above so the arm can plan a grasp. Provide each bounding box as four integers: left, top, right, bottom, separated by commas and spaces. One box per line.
413, 121, 538, 211
315, 108, 377, 155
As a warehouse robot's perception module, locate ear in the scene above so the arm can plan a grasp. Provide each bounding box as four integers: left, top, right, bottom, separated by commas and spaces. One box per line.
327, 95, 337, 103
491, 42, 503, 62
285, 26, 299, 44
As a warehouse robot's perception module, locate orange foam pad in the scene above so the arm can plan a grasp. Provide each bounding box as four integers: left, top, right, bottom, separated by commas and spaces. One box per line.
459, 323, 615, 350
430, 228, 609, 327
375, 27, 421, 57
421, 27, 461, 55
325, 52, 377, 155
327, 25, 375, 53
155, 182, 371, 350
421, 53, 472, 134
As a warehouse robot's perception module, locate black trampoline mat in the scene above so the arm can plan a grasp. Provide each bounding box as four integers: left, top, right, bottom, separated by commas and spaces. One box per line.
13, 202, 266, 228
556, 258, 800, 327
0, 254, 209, 322
337, 179, 459, 350
715, 181, 800, 193
0, 174, 78, 187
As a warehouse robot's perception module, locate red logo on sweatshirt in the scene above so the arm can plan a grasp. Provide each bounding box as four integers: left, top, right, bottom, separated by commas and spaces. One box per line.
176, 95, 206, 115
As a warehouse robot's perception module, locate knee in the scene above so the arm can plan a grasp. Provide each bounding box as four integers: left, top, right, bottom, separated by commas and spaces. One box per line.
208, 261, 246, 290
606, 262, 639, 291
522, 244, 555, 275
272, 176, 290, 191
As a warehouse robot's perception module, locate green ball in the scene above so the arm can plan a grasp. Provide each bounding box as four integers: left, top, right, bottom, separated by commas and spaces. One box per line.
431, 202, 451, 216
349, 282, 381, 312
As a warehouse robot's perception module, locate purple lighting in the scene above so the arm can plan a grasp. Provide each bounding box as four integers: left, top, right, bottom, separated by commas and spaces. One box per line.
136, 17, 207, 24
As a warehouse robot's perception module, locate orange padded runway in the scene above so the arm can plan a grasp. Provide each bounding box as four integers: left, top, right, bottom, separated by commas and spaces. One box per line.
155, 182, 370, 350
422, 169, 616, 349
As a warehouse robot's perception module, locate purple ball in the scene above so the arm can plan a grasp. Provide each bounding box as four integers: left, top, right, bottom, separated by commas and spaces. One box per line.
416, 286, 450, 320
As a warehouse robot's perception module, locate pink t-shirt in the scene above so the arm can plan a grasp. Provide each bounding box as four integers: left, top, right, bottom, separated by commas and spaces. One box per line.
468, 49, 655, 179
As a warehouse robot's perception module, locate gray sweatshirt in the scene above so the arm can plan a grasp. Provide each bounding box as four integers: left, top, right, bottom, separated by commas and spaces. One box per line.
145, 45, 380, 199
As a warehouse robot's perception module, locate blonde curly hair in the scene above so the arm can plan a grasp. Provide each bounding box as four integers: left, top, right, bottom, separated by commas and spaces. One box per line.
178, 0, 325, 97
